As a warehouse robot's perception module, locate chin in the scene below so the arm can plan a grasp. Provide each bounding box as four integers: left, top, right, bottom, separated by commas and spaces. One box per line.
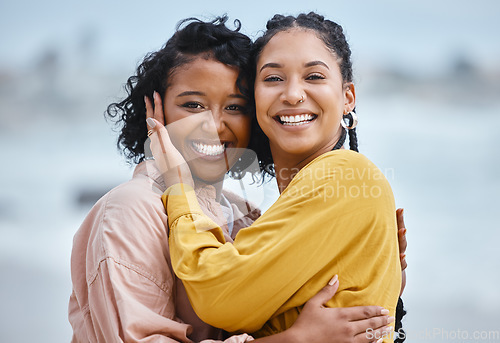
189, 162, 230, 185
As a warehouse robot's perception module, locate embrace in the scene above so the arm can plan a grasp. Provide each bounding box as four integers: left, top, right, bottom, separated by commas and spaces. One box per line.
69, 12, 408, 343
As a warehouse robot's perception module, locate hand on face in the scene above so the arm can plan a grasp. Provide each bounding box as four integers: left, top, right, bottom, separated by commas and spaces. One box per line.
146, 92, 194, 189
156, 58, 252, 185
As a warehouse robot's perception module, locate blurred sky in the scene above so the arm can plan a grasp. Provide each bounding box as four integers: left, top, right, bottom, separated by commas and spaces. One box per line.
1, 0, 500, 342
2, 0, 500, 75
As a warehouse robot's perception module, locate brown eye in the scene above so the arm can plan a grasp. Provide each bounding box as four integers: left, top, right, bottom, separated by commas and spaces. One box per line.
181, 102, 204, 109
226, 104, 248, 114
263, 76, 283, 82
306, 74, 325, 80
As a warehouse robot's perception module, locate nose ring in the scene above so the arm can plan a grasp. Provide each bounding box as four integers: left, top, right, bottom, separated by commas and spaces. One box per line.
298, 95, 304, 103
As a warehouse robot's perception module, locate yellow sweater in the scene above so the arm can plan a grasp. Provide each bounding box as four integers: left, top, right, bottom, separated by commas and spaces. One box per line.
163, 150, 401, 340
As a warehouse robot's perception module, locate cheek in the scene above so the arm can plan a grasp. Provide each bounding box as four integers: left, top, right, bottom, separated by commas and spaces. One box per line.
254, 85, 270, 113
163, 103, 179, 125
229, 116, 252, 146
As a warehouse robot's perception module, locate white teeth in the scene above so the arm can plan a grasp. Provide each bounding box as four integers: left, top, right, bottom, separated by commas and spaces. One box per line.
193, 142, 225, 156
279, 114, 315, 125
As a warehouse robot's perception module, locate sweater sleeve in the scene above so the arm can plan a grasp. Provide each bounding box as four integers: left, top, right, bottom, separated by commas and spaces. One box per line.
164, 151, 401, 338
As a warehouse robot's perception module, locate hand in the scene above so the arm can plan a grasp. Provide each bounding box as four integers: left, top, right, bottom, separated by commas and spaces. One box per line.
396, 208, 407, 296
145, 91, 166, 126
145, 92, 194, 189
287, 276, 394, 343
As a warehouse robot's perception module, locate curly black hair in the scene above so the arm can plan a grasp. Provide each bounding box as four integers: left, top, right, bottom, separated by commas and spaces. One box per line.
106, 15, 254, 173
248, 12, 359, 180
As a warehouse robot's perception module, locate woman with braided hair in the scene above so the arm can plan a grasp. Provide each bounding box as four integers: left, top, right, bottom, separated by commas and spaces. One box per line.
148, 11, 406, 343
69, 15, 404, 343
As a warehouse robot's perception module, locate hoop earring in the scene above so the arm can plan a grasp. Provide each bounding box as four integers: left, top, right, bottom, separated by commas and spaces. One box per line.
341, 111, 358, 130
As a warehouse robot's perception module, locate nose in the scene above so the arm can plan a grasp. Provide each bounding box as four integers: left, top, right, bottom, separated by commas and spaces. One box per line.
280, 78, 304, 105
201, 109, 225, 136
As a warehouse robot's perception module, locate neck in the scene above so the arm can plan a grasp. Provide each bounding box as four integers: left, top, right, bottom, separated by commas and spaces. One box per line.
272, 145, 333, 193
272, 128, 346, 193
193, 176, 224, 202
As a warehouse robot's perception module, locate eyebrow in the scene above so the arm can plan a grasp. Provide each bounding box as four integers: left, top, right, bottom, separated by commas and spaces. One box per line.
304, 60, 329, 69
177, 91, 205, 97
259, 60, 329, 73
259, 63, 283, 73
176, 91, 246, 99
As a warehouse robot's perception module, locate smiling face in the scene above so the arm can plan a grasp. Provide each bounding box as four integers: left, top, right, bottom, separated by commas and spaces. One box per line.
162, 57, 252, 183
254, 29, 355, 167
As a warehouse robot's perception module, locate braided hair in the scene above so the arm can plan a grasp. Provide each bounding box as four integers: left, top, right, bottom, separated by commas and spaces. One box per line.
249, 12, 406, 340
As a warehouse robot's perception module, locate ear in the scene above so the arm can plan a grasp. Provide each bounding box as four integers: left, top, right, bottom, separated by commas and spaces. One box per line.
343, 82, 356, 112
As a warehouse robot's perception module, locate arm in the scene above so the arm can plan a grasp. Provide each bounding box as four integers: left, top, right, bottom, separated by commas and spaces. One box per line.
202, 277, 394, 343
147, 117, 400, 339
252, 277, 394, 343
69, 185, 194, 343
164, 151, 401, 335
86, 259, 192, 342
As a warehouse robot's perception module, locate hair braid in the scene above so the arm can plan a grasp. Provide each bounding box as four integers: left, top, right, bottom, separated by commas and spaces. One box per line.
348, 128, 359, 152
250, 12, 406, 337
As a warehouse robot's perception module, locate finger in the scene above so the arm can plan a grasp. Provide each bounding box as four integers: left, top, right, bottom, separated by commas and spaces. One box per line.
147, 118, 171, 168
148, 118, 188, 172
335, 306, 389, 322
398, 229, 407, 255
152, 91, 166, 126
354, 325, 394, 343
400, 270, 406, 296
351, 313, 394, 336
153, 91, 165, 127
145, 95, 154, 124
400, 256, 407, 271
305, 275, 339, 308
396, 208, 407, 256
396, 208, 406, 232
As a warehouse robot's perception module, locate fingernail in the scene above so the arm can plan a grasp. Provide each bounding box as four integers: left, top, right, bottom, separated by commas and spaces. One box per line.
328, 274, 338, 286
387, 316, 395, 323
381, 308, 390, 315
376, 338, 383, 343
401, 228, 407, 235
153, 91, 158, 99
400, 253, 406, 260
146, 118, 156, 128
401, 208, 404, 216
144, 95, 148, 105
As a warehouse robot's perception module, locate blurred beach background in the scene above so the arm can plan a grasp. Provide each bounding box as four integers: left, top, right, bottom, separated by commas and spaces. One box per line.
1, 0, 499, 341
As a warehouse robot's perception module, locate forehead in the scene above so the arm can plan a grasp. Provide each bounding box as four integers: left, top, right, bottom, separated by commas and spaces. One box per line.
258, 29, 338, 66
167, 57, 241, 91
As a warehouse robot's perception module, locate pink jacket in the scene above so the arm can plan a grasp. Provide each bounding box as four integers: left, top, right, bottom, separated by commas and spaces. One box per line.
69, 160, 260, 342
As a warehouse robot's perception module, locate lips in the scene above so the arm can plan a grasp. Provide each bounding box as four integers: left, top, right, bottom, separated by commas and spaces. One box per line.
276, 113, 316, 126
191, 141, 227, 156
273, 109, 318, 127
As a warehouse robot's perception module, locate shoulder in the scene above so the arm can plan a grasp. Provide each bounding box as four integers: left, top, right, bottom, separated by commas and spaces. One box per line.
72, 167, 170, 273
292, 150, 386, 185
282, 150, 393, 207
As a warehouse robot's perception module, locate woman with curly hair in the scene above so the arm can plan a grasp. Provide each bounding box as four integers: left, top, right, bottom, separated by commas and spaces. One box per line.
69, 16, 400, 343
148, 12, 407, 343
